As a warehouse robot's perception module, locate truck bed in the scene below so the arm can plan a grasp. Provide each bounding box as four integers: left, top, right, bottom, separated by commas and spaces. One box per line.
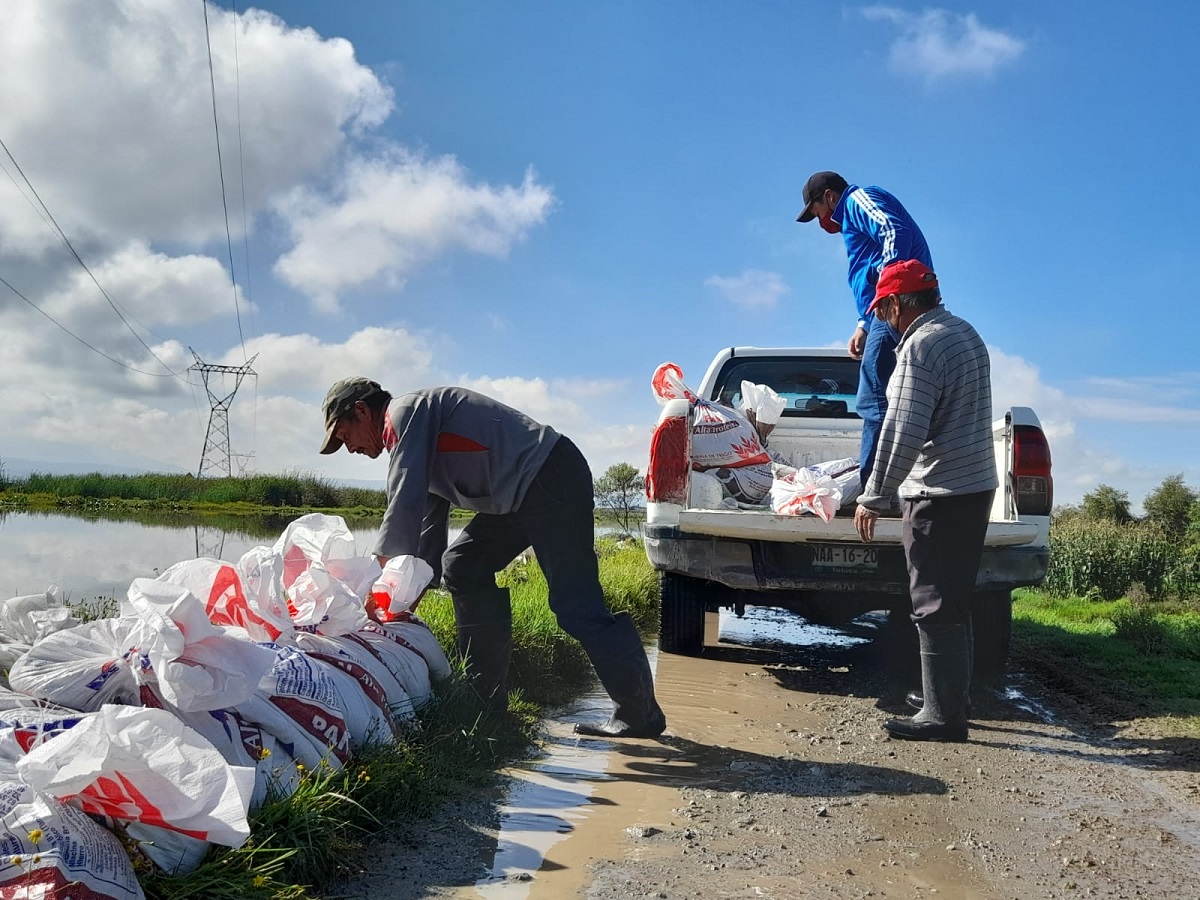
673, 508, 1042, 546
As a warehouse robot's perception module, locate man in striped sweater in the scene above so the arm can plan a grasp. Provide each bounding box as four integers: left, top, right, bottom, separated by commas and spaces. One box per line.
854, 260, 998, 742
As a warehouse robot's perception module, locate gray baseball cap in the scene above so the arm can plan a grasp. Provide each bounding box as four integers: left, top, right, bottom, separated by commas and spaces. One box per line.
320, 377, 382, 454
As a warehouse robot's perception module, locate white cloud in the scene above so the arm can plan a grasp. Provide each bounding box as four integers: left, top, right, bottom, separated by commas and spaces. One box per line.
273, 155, 555, 313
989, 348, 1200, 512
0, 2, 559, 478
705, 269, 789, 310
0, 1, 392, 251
861, 7, 1025, 80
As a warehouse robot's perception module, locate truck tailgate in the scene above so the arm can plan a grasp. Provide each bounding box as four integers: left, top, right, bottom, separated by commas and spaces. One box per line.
675, 509, 1041, 546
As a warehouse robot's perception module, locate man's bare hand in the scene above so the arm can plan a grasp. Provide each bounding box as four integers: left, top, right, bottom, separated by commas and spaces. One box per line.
855, 504, 879, 542
848, 326, 867, 360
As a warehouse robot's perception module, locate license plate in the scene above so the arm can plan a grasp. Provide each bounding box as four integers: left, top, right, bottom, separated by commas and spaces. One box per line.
812, 544, 878, 570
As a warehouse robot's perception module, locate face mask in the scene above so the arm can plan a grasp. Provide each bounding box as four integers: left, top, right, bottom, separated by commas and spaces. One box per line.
818, 210, 842, 234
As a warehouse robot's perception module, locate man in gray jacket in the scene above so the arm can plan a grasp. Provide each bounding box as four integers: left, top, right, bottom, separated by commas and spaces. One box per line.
319, 379, 666, 739
854, 260, 998, 742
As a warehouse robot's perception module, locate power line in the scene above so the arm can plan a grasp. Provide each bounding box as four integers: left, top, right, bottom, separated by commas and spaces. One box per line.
201, 0, 248, 362
0, 274, 180, 378
0, 136, 185, 380
231, 0, 256, 343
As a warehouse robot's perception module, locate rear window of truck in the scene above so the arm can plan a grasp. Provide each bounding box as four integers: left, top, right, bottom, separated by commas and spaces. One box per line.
712, 356, 862, 418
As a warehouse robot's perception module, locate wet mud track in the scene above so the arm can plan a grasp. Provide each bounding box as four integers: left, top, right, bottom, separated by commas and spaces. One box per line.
333, 609, 1200, 899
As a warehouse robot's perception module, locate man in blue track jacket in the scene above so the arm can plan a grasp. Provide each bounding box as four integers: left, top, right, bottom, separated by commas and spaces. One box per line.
797, 171, 933, 487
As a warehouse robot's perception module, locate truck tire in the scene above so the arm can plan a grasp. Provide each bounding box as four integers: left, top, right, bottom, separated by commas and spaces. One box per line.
971, 589, 1013, 689
659, 573, 708, 656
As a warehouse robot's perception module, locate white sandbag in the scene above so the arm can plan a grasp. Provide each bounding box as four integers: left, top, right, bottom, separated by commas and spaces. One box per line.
712, 461, 774, 504
811, 456, 863, 507
769, 462, 847, 522
0, 587, 79, 670
650, 362, 770, 471
0, 687, 63, 713
688, 470, 727, 510
366, 555, 434, 621
159, 557, 291, 645
325, 555, 384, 604
0, 781, 145, 900
145, 699, 301, 809
311, 655, 396, 748
233, 644, 351, 770
287, 562, 370, 637
738, 380, 787, 442
689, 399, 771, 470
380, 615, 452, 682
354, 623, 433, 715
295, 632, 413, 729
274, 513, 358, 587
0, 706, 92, 773
122, 578, 278, 712
17, 705, 254, 850
7, 617, 145, 711
123, 821, 210, 877
235, 545, 297, 644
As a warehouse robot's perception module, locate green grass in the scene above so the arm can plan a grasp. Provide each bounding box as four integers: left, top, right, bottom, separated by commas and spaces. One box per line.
1012, 587, 1200, 734
0, 470, 388, 514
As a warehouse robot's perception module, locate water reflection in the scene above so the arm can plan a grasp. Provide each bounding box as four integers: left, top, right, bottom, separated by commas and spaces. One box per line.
0, 509, 385, 601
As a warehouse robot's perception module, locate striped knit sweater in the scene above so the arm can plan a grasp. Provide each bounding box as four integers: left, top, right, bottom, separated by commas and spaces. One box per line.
858, 306, 999, 511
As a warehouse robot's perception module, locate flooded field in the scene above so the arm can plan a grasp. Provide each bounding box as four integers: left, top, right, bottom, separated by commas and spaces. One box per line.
0, 510, 393, 601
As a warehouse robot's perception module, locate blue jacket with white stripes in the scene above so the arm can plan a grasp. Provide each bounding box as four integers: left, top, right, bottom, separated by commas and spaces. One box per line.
833, 183, 933, 330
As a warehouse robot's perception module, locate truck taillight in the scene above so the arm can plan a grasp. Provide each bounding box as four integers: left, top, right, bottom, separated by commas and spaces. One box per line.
1012, 425, 1052, 516
646, 412, 689, 505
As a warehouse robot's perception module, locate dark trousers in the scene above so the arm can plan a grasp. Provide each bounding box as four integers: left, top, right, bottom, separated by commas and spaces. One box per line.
440, 437, 615, 647
903, 491, 994, 625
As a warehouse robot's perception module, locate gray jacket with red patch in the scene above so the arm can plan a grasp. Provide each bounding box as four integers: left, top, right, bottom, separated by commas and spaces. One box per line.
374, 387, 560, 564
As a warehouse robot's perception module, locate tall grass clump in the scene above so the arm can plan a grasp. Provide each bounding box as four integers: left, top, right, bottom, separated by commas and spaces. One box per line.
1045, 517, 1183, 600
4, 471, 387, 511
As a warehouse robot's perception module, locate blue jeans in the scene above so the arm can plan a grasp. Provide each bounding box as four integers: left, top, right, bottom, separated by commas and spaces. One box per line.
856, 316, 898, 485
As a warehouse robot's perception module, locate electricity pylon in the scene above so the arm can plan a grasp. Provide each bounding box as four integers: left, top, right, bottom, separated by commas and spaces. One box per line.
189, 349, 258, 478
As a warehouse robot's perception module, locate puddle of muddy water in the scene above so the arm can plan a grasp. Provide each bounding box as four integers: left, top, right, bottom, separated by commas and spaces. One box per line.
715, 605, 872, 650
467, 606, 877, 896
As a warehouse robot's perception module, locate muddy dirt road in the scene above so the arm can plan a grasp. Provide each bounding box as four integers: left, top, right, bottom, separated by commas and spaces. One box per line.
333, 609, 1200, 900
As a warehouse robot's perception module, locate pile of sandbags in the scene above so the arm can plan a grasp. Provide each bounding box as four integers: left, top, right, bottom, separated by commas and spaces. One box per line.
0, 513, 450, 897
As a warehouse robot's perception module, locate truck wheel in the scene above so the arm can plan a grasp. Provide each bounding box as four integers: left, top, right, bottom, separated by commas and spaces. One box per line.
659, 573, 708, 656
971, 589, 1013, 689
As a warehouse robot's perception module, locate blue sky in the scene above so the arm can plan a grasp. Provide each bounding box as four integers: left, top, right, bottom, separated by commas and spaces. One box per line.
0, 1, 1196, 511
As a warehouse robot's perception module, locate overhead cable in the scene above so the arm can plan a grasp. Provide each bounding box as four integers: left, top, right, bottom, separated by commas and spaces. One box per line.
0, 136, 185, 380
0, 274, 180, 378
201, 0, 249, 362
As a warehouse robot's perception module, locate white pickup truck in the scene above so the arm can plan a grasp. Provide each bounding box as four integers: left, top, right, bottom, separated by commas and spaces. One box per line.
643, 347, 1053, 685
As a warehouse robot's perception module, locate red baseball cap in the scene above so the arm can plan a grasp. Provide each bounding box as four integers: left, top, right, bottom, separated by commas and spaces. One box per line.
867, 259, 939, 315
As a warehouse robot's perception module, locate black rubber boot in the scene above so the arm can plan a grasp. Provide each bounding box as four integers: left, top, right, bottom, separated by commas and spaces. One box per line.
574, 613, 667, 738
452, 587, 512, 713
884, 622, 969, 743
902, 615, 974, 716
905, 690, 974, 716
